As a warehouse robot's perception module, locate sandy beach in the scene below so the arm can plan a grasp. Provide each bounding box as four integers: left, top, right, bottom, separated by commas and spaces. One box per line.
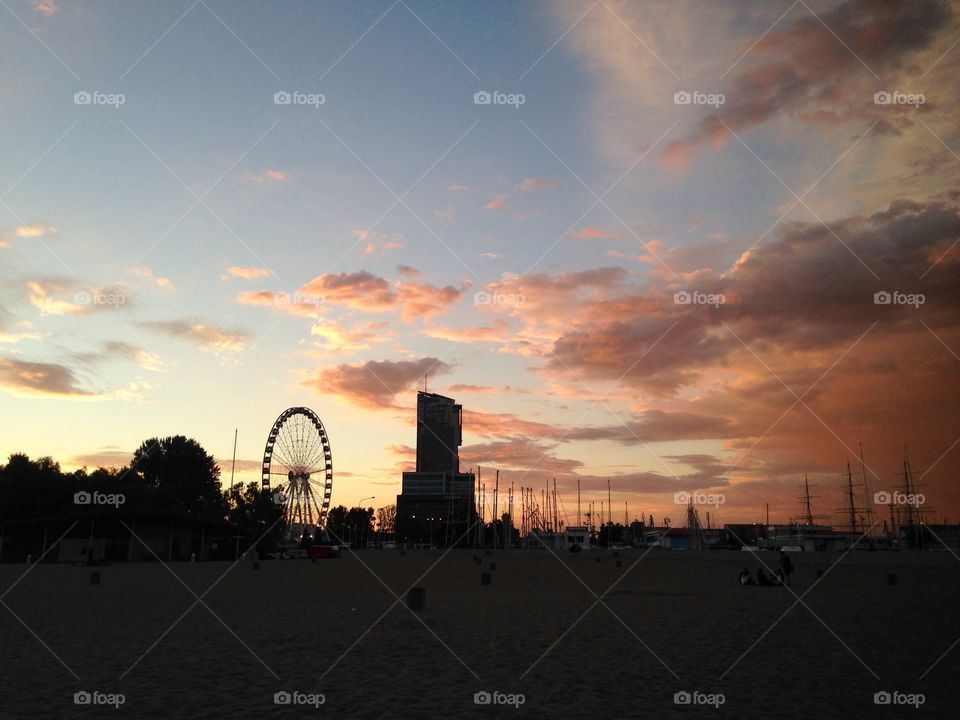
1, 549, 958, 718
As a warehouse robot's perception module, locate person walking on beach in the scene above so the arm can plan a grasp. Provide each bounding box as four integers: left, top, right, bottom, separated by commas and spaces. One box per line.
779, 551, 793, 586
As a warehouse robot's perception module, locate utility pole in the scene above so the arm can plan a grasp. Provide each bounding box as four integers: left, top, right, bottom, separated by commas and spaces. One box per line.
845, 461, 858, 533
860, 443, 874, 536
493, 470, 500, 549
475, 467, 481, 548
230, 428, 238, 494
577, 478, 581, 526
553, 478, 558, 532
607, 477, 612, 526
509, 481, 514, 548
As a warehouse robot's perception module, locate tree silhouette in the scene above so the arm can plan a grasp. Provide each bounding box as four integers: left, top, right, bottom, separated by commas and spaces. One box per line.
376, 504, 397, 535
227, 481, 285, 551
132, 436, 225, 518
325, 505, 348, 543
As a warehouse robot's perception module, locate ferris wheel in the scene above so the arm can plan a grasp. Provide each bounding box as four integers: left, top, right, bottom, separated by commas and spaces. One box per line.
261, 407, 333, 539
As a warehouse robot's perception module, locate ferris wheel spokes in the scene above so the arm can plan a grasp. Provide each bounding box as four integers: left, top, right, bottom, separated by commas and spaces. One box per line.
261, 407, 334, 542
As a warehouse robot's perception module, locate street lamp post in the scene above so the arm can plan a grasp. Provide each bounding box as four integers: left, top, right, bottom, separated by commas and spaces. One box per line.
359, 497, 375, 548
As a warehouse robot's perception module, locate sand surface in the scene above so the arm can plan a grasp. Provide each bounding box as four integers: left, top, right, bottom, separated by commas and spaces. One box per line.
1, 548, 958, 718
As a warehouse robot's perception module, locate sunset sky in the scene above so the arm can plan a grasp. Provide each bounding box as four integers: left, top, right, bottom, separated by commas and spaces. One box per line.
2, 0, 958, 525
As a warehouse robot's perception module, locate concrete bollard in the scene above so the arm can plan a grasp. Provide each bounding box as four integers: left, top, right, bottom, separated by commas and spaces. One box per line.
407, 587, 426, 610
90, 572, 101, 585
481, 572, 492, 586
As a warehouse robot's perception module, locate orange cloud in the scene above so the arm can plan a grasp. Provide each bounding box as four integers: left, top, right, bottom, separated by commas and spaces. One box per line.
421, 318, 511, 344
27, 281, 129, 316
0, 358, 99, 398
245, 169, 287, 182
658, 0, 952, 169
224, 266, 272, 280
31, 0, 57, 16
236, 290, 323, 318
309, 320, 393, 353
131, 267, 172, 288
484, 194, 507, 212
295, 272, 463, 322
514, 178, 552, 192
2, 222, 57, 247
568, 225, 623, 240
139, 318, 248, 354
396, 282, 465, 322
302, 357, 453, 409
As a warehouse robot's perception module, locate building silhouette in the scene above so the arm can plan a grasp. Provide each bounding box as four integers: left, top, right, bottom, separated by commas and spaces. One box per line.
396, 391, 475, 546
415, 391, 462, 473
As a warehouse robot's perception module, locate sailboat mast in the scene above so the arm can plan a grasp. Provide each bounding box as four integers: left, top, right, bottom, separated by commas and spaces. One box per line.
229, 428, 238, 494
846, 461, 858, 533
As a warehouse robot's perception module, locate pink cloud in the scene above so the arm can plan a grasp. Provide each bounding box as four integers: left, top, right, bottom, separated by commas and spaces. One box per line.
484, 194, 507, 212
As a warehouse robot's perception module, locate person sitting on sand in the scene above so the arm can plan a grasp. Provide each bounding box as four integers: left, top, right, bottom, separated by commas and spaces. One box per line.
739, 568, 754, 585
756, 568, 772, 586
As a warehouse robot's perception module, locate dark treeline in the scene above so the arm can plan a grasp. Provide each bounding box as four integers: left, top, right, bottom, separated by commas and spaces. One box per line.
0, 436, 283, 547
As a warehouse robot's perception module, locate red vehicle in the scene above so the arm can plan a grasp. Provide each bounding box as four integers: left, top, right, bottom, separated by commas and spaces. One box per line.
308, 544, 339, 559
